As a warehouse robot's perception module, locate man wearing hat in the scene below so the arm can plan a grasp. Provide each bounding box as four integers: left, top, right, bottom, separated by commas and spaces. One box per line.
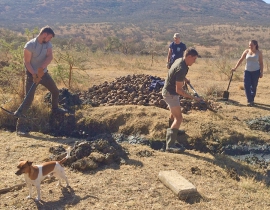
166, 33, 187, 69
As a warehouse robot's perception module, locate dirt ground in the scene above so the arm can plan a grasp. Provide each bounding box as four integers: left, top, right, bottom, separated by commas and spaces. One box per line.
0, 61, 270, 209
0, 130, 270, 210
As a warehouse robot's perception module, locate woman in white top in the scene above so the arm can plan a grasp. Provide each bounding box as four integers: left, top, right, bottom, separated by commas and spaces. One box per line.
231, 40, 263, 106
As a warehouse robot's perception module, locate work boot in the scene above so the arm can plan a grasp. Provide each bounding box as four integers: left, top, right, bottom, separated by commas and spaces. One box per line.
176, 143, 186, 152
165, 128, 185, 153
247, 102, 254, 107
168, 118, 185, 136
16, 118, 29, 136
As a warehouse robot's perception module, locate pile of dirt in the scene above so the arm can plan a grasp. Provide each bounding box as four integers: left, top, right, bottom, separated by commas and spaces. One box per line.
44, 88, 81, 112
44, 74, 219, 113
50, 133, 129, 172
81, 74, 167, 108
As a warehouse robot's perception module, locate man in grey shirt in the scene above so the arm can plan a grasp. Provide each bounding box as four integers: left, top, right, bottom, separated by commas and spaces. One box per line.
16, 26, 66, 136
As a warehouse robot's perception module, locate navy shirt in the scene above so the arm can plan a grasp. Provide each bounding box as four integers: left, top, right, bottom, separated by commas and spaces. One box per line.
169, 42, 187, 65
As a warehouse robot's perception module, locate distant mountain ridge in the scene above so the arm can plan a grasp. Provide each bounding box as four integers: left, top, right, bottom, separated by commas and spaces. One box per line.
0, 0, 269, 28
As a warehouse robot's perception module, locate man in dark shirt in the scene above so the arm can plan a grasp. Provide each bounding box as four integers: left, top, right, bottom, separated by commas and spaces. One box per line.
166, 33, 187, 69
162, 48, 202, 153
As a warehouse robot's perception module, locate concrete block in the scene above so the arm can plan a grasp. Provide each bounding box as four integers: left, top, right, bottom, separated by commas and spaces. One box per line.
158, 170, 198, 200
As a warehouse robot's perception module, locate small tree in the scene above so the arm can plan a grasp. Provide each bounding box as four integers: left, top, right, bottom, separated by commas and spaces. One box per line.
53, 39, 89, 89
0, 39, 25, 98
24, 27, 39, 40
54, 50, 75, 89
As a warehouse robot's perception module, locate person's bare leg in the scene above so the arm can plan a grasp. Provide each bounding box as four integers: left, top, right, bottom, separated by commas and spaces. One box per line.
165, 105, 185, 152
169, 106, 183, 129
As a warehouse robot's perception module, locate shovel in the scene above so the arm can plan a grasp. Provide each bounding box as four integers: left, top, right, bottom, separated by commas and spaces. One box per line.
187, 83, 218, 113
1, 68, 44, 118
222, 72, 233, 101
187, 83, 205, 105
187, 83, 201, 98
0, 85, 36, 119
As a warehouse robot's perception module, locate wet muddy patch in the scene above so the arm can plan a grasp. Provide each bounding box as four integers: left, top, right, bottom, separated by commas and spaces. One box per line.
221, 142, 270, 169
43, 111, 270, 170
108, 133, 270, 169
246, 116, 270, 133
49, 132, 270, 171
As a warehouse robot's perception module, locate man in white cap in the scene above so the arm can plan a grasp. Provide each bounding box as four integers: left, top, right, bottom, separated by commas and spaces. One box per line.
166, 33, 187, 69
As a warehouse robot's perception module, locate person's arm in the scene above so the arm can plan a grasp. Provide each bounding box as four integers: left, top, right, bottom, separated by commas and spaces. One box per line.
167, 48, 172, 63
176, 81, 201, 101
259, 51, 264, 78
40, 48, 53, 70
184, 77, 190, 84
231, 50, 247, 71
166, 48, 172, 69
24, 49, 35, 75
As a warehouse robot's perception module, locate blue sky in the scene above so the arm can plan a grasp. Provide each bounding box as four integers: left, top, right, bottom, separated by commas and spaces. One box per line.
263, 0, 270, 3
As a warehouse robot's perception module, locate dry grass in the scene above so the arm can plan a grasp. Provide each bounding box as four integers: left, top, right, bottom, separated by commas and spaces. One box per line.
55, 23, 270, 57
239, 85, 245, 90
203, 85, 224, 98
0, 131, 270, 209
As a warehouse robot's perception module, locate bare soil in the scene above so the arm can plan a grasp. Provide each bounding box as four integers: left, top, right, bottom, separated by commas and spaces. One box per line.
0, 130, 270, 210
0, 62, 270, 209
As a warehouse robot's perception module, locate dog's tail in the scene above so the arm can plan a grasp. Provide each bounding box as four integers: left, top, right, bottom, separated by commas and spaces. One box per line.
59, 147, 71, 165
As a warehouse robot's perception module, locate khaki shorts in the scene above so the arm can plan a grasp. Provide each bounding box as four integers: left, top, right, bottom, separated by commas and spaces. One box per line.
162, 93, 180, 108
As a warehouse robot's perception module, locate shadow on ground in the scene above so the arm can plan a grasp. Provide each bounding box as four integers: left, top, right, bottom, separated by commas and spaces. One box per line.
35, 186, 98, 210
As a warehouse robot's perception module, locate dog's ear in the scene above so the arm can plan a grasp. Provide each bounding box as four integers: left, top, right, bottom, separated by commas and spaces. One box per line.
27, 161, 33, 166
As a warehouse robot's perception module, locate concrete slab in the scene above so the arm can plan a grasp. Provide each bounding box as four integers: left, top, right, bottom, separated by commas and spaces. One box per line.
158, 170, 198, 200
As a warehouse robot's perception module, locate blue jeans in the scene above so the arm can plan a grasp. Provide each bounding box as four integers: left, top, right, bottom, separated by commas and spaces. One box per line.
244, 70, 260, 103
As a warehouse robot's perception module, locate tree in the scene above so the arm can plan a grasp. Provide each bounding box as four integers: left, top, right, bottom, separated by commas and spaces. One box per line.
0, 39, 25, 98
53, 39, 89, 89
